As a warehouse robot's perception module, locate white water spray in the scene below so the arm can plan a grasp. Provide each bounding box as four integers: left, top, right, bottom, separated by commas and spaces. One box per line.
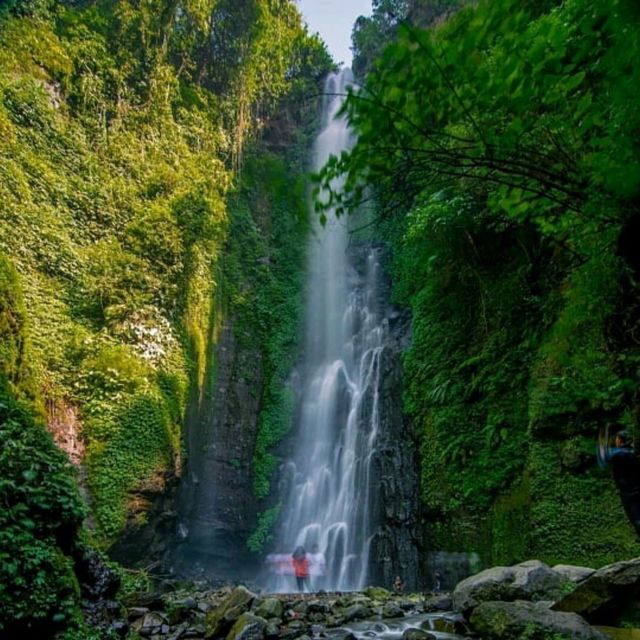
271, 69, 387, 592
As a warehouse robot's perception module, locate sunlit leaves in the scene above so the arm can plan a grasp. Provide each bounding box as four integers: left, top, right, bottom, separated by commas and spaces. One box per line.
321, 0, 640, 239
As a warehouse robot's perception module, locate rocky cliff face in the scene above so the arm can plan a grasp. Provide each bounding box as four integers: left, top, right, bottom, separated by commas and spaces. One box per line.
172, 317, 264, 580
348, 245, 423, 591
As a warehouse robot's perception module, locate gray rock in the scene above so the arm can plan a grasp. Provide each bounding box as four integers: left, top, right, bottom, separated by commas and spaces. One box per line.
397, 600, 414, 611
135, 611, 167, 637
423, 594, 452, 612
292, 601, 308, 614
168, 623, 189, 640
226, 613, 268, 640
552, 556, 640, 623
421, 613, 469, 635
552, 565, 596, 583
470, 600, 607, 639
129, 606, 151, 620
381, 602, 404, 618
265, 621, 280, 639
255, 598, 284, 620
206, 586, 257, 638
307, 600, 330, 614
401, 630, 436, 640
342, 604, 371, 622
452, 560, 569, 615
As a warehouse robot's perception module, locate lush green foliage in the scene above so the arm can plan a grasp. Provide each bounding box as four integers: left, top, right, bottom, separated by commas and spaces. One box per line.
0, 0, 329, 553
247, 503, 281, 552
351, 0, 458, 77
0, 382, 86, 635
335, 0, 640, 566
225, 153, 310, 500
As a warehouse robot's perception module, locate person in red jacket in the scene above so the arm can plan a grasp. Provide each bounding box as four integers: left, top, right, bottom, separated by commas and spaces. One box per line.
292, 546, 310, 592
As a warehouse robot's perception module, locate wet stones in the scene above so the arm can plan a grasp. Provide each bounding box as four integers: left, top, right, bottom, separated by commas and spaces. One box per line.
401, 629, 436, 640
423, 594, 452, 613
205, 586, 257, 638
255, 598, 284, 620
381, 603, 404, 618
470, 601, 608, 640
452, 560, 570, 616
227, 613, 268, 640
342, 604, 372, 622
363, 587, 391, 601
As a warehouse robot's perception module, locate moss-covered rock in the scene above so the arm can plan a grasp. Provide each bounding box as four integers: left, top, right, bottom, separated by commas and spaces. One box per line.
470, 600, 607, 640
205, 586, 257, 639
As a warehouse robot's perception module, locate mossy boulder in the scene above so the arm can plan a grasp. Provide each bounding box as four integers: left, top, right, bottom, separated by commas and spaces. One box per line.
343, 603, 372, 622
552, 557, 640, 624
206, 586, 257, 638
470, 600, 607, 640
363, 586, 390, 600
452, 560, 570, 616
382, 602, 404, 618
226, 613, 267, 640
254, 598, 283, 620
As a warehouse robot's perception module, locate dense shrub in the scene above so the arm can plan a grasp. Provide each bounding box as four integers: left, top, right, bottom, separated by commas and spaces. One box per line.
0, 382, 85, 635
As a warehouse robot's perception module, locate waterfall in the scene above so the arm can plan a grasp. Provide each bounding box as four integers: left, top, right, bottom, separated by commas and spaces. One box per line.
271, 69, 387, 592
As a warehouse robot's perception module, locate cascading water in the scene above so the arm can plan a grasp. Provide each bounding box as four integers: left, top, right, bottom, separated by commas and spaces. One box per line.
270, 69, 387, 592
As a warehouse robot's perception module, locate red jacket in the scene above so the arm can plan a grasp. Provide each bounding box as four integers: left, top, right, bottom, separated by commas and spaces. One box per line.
292, 556, 309, 578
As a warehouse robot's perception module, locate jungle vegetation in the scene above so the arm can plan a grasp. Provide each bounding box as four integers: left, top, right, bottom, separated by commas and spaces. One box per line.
338, 0, 640, 564
0, 0, 331, 634
1, 0, 640, 635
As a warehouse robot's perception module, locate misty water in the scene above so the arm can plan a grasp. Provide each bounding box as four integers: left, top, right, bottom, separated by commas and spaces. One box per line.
269, 69, 387, 592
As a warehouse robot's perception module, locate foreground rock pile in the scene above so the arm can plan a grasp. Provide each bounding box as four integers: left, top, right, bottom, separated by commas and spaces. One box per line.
90, 556, 640, 639
104, 584, 467, 640
452, 557, 640, 639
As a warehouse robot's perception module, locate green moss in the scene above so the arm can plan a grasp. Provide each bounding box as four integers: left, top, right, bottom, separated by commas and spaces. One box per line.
85, 393, 175, 541
385, 188, 640, 567
247, 504, 281, 553
0, 255, 28, 389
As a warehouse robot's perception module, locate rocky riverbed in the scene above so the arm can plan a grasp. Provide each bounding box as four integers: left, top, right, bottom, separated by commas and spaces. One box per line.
87, 557, 640, 640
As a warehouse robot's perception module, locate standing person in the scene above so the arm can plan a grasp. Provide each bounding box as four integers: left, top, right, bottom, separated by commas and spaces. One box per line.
433, 570, 442, 593
292, 546, 310, 592
605, 430, 640, 537
308, 544, 327, 591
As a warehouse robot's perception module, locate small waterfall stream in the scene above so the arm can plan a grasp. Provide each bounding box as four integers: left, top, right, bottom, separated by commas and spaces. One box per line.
271, 69, 387, 592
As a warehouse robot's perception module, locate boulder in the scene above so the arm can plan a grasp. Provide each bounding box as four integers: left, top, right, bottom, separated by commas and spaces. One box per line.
552, 557, 640, 623
206, 586, 257, 638
422, 614, 469, 635
470, 600, 608, 640
265, 621, 280, 639
401, 629, 436, 640
423, 594, 452, 612
452, 560, 569, 616
226, 613, 268, 640
381, 602, 404, 619
342, 604, 371, 622
552, 565, 596, 583
363, 587, 391, 600
307, 600, 330, 614
128, 606, 150, 620
133, 611, 167, 637
255, 598, 284, 620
